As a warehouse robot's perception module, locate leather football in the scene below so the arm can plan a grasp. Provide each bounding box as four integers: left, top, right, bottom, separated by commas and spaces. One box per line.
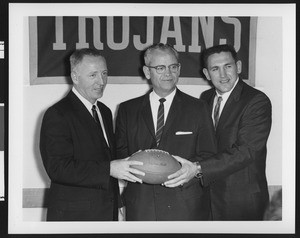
128, 149, 181, 184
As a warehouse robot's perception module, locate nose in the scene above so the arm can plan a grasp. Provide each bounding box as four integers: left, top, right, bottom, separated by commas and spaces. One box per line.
219, 67, 226, 78
165, 66, 171, 75
97, 74, 104, 85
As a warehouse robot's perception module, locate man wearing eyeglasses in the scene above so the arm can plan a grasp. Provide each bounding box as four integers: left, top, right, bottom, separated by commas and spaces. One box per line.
115, 43, 217, 221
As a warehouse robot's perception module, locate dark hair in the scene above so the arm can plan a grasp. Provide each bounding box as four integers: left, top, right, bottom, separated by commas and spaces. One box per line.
70, 48, 105, 72
201, 44, 238, 69
144, 43, 179, 66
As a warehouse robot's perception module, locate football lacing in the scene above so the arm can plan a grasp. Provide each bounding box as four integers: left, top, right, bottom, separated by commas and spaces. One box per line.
145, 149, 169, 154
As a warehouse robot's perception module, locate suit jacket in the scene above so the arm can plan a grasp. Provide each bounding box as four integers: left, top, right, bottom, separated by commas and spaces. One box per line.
200, 79, 272, 220
40, 90, 120, 221
115, 88, 217, 221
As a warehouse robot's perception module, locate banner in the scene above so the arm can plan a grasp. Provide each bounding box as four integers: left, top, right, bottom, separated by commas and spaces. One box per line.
29, 16, 257, 85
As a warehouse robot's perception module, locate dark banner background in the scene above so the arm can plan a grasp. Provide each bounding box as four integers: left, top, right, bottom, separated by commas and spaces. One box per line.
30, 16, 256, 85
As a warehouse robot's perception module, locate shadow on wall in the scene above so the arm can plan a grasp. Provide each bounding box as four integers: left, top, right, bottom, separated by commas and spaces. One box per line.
263, 188, 282, 220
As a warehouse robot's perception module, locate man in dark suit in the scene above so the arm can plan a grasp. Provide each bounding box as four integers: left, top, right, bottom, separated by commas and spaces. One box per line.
115, 43, 217, 221
40, 48, 144, 221
196, 44, 272, 220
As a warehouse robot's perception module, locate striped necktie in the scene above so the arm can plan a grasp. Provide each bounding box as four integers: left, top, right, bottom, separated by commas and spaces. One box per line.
155, 98, 166, 146
213, 96, 223, 129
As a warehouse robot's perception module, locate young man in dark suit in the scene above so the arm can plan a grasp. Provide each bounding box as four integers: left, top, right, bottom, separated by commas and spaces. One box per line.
40, 48, 144, 221
194, 44, 272, 220
115, 43, 217, 221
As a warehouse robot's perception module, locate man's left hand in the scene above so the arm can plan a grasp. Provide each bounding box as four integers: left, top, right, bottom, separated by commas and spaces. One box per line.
163, 155, 197, 188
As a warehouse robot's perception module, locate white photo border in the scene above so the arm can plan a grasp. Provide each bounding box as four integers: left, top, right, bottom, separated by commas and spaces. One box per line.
8, 3, 295, 234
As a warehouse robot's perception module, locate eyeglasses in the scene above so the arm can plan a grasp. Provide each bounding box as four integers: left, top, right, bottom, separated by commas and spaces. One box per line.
146, 63, 181, 74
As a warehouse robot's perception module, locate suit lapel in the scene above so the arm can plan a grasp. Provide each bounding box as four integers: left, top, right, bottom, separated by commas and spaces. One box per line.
141, 93, 156, 140
97, 102, 113, 149
162, 89, 181, 137
68, 91, 94, 125
68, 91, 109, 150
206, 91, 216, 115
217, 79, 243, 130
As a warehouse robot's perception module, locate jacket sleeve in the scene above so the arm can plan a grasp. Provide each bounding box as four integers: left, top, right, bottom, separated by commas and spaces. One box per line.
39, 106, 111, 190
200, 93, 272, 186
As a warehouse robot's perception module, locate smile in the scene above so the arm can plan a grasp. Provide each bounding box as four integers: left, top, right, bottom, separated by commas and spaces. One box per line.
220, 79, 230, 83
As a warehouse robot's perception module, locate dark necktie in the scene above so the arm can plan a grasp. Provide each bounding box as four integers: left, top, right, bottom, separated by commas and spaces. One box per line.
213, 96, 223, 129
92, 105, 100, 124
92, 105, 108, 146
155, 98, 166, 146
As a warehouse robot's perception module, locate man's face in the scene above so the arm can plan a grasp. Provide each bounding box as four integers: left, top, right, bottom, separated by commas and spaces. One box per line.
203, 51, 241, 95
71, 55, 108, 104
143, 49, 180, 98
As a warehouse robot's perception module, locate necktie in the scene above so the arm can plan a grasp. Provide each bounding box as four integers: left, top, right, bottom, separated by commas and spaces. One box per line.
213, 96, 223, 129
155, 98, 166, 146
92, 105, 100, 124
92, 105, 108, 145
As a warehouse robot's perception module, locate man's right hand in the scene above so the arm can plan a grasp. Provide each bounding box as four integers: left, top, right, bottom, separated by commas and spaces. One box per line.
110, 158, 145, 183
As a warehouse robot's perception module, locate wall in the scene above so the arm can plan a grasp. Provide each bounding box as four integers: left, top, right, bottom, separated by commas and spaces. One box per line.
21, 17, 282, 221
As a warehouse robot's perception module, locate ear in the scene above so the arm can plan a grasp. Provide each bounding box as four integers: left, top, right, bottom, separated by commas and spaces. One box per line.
143, 66, 151, 80
236, 60, 242, 74
202, 68, 211, 81
177, 63, 181, 76
71, 71, 78, 84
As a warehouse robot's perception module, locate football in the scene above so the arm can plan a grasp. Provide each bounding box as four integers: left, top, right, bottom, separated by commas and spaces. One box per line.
128, 149, 181, 184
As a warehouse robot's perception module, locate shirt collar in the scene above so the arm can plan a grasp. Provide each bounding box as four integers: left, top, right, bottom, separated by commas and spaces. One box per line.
215, 77, 239, 99
150, 87, 177, 103
72, 87, 97, 112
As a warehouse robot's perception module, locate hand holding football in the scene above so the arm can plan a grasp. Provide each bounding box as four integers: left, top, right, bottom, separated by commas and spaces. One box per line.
128, 149, 181, 184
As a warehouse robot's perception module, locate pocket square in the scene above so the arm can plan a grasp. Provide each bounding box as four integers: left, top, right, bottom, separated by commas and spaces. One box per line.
175, 131, 193, 135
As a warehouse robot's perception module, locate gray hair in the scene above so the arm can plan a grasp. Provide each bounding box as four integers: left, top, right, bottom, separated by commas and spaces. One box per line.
144, 43, 179, 66
70, 48, 105, 72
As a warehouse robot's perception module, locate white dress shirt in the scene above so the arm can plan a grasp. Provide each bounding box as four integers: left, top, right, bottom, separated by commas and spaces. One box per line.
212, 78, 239, 124
149, 88, 176, 132
72, 87, 109, 145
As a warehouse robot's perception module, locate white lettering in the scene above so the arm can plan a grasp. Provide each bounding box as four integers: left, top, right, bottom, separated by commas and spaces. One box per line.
188, 17, 201, 53
220, 17, 241, 51
53, 17, 66, 50
52, 16, 244, 54
107, 17, 130, 50
200, 17, 214, 49
160, 17, 185, 52
76, 17, 103, 50
133, 17, 154, 51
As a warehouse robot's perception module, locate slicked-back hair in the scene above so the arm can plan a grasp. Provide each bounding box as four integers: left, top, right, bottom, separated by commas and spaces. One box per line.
70, 48, 105, 72
201, 44, 238, 69
144, 43, 179, 66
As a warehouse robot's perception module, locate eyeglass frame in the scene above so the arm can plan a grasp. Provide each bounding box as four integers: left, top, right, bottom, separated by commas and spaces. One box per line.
146, 63, 181, 74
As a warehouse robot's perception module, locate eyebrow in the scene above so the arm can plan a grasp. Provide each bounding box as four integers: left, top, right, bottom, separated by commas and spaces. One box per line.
210, 62, 234, 68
